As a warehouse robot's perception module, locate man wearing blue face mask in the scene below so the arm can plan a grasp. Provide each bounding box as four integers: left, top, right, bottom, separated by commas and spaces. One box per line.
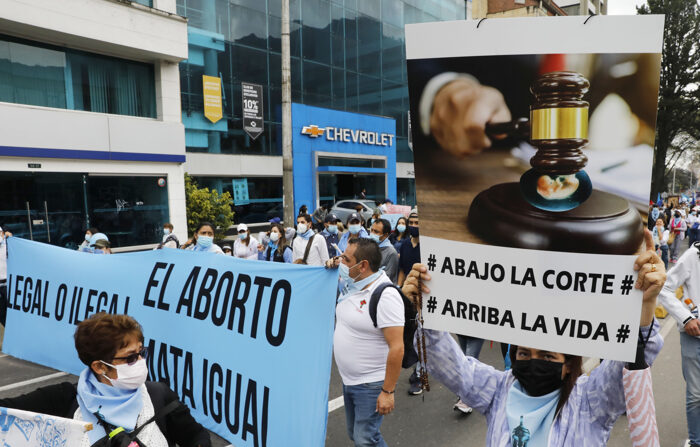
334, 238, 404, 447
322, 213, 342, 258
338, 213, 369, 254
370, 218, 399, 284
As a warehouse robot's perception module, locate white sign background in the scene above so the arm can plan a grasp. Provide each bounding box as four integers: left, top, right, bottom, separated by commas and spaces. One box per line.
406, 16, 664, 362
420, 237, 642, 361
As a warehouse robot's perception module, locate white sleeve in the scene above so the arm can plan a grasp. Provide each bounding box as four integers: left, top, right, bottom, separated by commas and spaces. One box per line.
376, 287, 404, 328
658, 250, 695, 325
419, 72, 479, 136
316, 236, 329, 263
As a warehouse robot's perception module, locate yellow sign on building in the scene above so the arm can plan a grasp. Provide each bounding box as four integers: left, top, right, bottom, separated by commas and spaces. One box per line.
202, 75, 223, 123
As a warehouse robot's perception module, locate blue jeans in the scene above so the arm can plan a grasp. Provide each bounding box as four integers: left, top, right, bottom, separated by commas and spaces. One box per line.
660, 245, 669, 270
457, 335, 484, 359
681, 332, 700, 444
343, 381, 388, 447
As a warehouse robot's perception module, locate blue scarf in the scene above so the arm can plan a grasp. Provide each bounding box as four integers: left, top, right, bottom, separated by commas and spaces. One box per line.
76, 368, 143, 444
506, 381, 559, 447
378, 237, 392, 249
299, 229, 314, 240
338, 270, 383, 303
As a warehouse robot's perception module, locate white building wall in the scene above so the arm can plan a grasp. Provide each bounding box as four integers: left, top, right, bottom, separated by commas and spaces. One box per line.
0, 0, 187, 62
183, 153, 283, 177
0, 0, 189, 248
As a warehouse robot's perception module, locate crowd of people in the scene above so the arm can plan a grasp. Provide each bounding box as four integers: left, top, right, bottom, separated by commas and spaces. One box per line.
0, 199, 694, 447
649, 201, 700, 267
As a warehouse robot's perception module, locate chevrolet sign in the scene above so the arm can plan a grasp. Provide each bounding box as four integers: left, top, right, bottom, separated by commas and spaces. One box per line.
301, 124, 394, 147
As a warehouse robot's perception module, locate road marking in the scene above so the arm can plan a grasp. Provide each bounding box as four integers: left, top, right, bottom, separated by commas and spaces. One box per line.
328, 395, 344, 413
0, 354, 7, 359
659, 316, 676, 340
0, 372, 69, 393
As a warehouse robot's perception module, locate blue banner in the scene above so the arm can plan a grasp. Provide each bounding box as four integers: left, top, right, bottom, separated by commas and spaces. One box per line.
3, 238, 338, 447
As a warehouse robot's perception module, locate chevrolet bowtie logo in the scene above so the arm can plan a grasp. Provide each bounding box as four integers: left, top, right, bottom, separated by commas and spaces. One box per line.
302, 125, 325, 138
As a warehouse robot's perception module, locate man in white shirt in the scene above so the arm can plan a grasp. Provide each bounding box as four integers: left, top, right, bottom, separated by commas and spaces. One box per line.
292, 213, 329, 265
333, 238, 404, 447
658, 244, 700, 446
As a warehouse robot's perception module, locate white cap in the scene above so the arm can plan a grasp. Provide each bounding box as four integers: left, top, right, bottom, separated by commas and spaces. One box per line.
237, 223, 248, 232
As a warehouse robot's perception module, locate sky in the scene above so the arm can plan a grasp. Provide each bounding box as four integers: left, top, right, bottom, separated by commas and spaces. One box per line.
605, 0, 647, 15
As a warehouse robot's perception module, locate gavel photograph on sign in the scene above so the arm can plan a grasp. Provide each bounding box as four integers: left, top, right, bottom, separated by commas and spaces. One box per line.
407, 52, 661, 255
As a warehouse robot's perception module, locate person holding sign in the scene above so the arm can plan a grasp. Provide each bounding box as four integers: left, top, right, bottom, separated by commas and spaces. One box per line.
181, 221, 223, 254
0, 312, 211, 447
233, 223, 259, 260
402, 230, 665, 446
334, 238, 404, 447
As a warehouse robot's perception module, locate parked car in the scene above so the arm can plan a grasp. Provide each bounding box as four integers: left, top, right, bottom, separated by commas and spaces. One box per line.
330, 200, 377, 224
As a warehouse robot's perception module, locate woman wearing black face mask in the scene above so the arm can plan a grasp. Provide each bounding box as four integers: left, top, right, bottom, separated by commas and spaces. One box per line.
402, 230, 665, 446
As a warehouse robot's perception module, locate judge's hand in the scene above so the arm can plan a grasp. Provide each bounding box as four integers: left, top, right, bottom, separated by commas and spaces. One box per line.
431, 78, 511, 158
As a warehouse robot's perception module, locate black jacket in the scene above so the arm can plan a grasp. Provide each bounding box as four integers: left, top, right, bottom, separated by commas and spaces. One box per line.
0, 381, 211, 447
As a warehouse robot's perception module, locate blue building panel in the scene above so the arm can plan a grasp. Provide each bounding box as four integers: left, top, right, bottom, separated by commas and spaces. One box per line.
291, 103, 396, 214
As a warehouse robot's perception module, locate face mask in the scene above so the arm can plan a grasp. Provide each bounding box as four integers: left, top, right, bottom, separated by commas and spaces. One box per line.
348, 224, 361, 234
163, 228, 171, 235
297, 223, 308, 234
238, 232, 248, 240
327, 225, 338, 234
512, 359, 564, 397
197, 235, 213, 248
269, 232, 280, 242
85, 233, 91, 242
370, 218, 375, 224
396, 224, 406, 233
100, 358, 148, 390
338, 262, 358, 283
408, 226, 419, 237
369, 233, 381, 243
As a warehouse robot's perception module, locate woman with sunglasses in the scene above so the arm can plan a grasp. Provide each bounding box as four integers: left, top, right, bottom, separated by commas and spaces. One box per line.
0, 312, 211, 447
401, 230, 665, 446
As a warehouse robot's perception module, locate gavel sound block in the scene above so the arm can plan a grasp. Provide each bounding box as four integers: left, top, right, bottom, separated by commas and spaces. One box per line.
467, 71, 643, 254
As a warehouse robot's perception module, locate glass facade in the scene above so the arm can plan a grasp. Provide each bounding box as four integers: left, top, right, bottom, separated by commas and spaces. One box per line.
0, 34, 156, 118
0, 173, 169, 249
177, 0, 466, 161
192, 176, 283, 224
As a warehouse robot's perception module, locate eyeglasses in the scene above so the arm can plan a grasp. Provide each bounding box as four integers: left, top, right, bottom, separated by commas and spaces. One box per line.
112, 347, 148, 365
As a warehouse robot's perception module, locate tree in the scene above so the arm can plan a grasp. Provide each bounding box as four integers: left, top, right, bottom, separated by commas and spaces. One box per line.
184, 174, 234, 239
638, 0, 700, 197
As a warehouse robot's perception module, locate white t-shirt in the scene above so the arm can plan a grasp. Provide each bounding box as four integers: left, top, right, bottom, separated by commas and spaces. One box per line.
292, 233, 329, 266
234, 236, 259, 259
333, 272, 404, 385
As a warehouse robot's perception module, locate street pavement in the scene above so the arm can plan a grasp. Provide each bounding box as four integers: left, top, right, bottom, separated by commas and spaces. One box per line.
0, 315, 689, 447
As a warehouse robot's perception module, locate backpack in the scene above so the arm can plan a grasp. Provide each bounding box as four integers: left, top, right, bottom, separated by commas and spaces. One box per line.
368, 283, 419, 368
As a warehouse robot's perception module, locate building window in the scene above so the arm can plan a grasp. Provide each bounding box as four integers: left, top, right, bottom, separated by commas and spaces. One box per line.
192, 176, 283, 224
0, 173, 169, 249
0, 34, 156, 118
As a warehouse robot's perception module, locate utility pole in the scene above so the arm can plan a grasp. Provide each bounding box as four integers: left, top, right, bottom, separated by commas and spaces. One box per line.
281, 0, 294, 226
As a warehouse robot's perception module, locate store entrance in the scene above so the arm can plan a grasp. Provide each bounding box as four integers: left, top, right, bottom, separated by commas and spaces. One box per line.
318, 172, 386, 207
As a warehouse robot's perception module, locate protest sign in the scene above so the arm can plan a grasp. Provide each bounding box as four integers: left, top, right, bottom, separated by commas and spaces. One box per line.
0, 406, 90, 446
380, 214, 404, 230
406, 15, 664, 361
3, 238, 339, 447
384, 204, 411, 216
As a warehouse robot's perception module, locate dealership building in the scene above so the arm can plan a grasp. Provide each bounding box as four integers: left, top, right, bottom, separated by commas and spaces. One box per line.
0, 0, 470, 249
178, 0, 470, 223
